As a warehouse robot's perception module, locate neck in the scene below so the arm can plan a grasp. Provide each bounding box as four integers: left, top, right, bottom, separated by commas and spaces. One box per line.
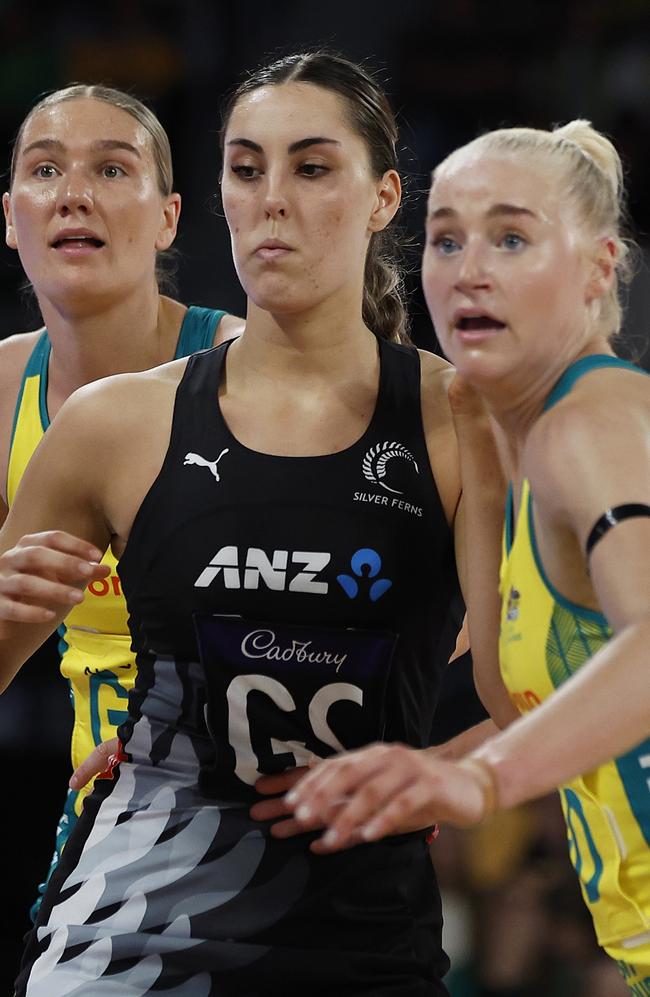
37, 287, 186, 397
481, 336, 613, 473
231, 294, 380, 386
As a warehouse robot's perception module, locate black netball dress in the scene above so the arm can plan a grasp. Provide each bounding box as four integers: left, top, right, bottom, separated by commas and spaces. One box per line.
17, 338, 461, 996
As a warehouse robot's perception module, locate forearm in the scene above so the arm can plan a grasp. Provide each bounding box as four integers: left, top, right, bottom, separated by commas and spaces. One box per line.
473, 619, 650, 809
452, 408, 511, 732
428, 717, 499, 760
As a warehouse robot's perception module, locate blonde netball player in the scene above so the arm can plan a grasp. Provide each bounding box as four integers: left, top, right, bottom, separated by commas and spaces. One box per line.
285, 121, 650, 993
0, 83, 242, 912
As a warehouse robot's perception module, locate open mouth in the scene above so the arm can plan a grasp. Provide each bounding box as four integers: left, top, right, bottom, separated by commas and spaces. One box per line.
456, 315, 506, 332
52, 236, 105, 249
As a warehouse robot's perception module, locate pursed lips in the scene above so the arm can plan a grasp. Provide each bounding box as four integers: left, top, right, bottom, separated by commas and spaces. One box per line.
253, 238, 293, 261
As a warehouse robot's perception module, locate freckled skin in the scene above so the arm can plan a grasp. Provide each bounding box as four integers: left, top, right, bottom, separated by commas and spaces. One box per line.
221, 83, 382, 319
3, 98, 178, 315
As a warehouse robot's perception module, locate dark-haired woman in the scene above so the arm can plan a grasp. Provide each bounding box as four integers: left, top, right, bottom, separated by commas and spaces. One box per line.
3, 54, 479, 994
0, 84, 242, 916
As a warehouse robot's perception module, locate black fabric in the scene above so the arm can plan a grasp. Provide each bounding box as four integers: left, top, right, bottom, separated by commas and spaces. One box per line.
19, 339, 460, 994
585, 503, 650, 557
120, 339, 461, 749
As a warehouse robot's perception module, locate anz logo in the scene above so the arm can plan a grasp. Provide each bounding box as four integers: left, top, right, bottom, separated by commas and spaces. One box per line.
337, 548, 392, 602
194, 546, 392, 601
195, 547, 329, 594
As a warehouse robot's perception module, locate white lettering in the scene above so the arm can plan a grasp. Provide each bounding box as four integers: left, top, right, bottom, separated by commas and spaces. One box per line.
226, 674, 365, 785
194, 545, 240, 588
194, 547, 330, 592
309, 683, 363, 752
244, 548, 288, 591
289, 551, 330, 594
227, 674, 313, 784
353, 492, 422, 516
241, 629, 348, 671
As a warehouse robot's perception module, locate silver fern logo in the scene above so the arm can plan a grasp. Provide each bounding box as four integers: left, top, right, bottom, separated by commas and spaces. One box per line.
362, 441, 419, 495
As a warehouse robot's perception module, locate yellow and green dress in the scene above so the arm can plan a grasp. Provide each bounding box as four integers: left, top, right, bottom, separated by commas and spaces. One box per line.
6, 306, 226, 917
499, 354, 650, 992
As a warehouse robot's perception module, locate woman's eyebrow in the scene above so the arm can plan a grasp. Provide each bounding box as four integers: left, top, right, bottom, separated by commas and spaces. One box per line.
227, 137, 341, 154
427, 204, 538, 221
20, 138, 141, 158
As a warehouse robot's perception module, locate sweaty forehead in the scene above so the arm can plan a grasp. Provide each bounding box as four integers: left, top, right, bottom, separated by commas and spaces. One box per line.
21, 99, 150, 152
226, 82, 355, 141
429, 147, 559, 217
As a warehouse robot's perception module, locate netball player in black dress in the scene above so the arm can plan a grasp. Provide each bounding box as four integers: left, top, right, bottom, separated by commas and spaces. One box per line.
0, 53, 483, 995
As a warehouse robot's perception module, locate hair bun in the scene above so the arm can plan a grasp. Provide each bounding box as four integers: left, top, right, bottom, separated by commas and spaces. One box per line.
553, 119, 622, 198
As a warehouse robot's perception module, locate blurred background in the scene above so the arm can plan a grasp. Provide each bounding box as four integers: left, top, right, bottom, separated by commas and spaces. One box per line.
1, 0, 648, 993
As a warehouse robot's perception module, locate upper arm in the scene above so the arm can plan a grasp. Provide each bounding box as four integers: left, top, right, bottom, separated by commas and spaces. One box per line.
442, 374, 519, 727
419, 352, 461, 525
0, 386, 113, 676
529, 382, 650, 632
1, 385, 111, 554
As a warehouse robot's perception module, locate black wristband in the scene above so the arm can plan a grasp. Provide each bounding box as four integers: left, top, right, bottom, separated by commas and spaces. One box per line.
585, 503, 650, 558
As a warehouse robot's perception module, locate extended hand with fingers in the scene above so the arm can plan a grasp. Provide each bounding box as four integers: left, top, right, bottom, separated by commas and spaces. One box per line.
284, 743, 498, 853
0, 531, 110, 623
250, 765, 362, 846
249, 768, 309, 835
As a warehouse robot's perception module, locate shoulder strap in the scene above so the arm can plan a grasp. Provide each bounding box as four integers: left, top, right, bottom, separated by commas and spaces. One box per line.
9, 330, 51, 450
174, 306, 226, 359
543, 354, 647, 412
6, 330, 51, 505
375, 339, 421, 415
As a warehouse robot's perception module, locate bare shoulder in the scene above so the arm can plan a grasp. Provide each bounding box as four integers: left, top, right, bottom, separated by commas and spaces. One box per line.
417, 349, 461, 524
525, 364, 650, 522
214, 313, 245, 345
0, 329, 44, 401
418, 348, 455, 432
0, 327, 43, 365
51, 356, 189, 451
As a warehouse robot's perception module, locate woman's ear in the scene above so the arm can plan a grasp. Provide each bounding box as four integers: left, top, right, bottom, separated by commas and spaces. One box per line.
368, 169, 401, 233
155, 192, 182, 252
585, 235, 617, 305
3, 192, 17, 250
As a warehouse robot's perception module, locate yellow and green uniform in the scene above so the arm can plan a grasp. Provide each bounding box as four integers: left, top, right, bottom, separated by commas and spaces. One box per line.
6, 306, 226, 916
499, 355, 650, 992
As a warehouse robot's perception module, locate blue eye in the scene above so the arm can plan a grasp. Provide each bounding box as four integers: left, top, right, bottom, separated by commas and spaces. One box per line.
432, 235, 461, 255
500, 232, 525, 250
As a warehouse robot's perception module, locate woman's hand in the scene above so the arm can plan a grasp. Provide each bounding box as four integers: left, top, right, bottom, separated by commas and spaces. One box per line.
0, 531, 109, 623
249, 767, 315, 836
285, 743, 495, 853
69, 737, 121, 791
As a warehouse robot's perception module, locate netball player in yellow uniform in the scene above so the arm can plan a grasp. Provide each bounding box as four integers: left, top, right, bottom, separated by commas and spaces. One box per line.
1, 84, 242, 911
284, 121, 650, 992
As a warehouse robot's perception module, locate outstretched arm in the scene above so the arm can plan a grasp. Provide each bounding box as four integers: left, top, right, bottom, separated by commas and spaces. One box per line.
284, 379, 650, 850
475, 386, 650, 806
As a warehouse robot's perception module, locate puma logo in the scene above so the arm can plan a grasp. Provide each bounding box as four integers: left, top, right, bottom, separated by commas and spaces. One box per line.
183, 449, 229, 482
